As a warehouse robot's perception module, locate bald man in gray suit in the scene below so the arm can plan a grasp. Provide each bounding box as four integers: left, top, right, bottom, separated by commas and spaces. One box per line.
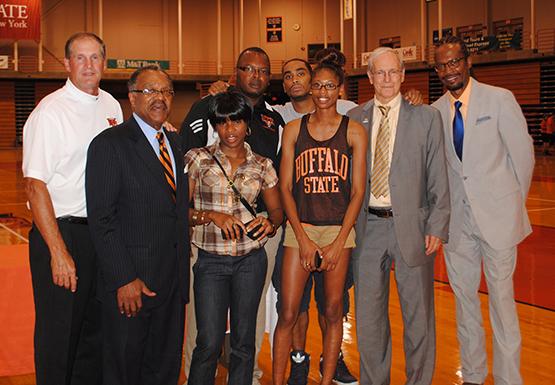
432, 36, 534, 385
347, 47, 450, 385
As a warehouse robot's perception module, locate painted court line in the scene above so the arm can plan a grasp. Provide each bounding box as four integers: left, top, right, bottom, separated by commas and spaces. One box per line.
0, 223, 29, 243
528, 197, 555, 203
528, 207, 555, 212
0, 202, 29, 206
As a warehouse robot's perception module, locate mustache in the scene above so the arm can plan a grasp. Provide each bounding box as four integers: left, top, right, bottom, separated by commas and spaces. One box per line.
149, 100, 168, 109
289, 83, 305, 91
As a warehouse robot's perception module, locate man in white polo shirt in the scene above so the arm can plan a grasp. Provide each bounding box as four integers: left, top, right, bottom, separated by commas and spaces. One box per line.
22, 32, 122, 385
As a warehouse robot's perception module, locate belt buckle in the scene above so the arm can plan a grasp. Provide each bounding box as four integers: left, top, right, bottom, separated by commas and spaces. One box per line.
369, 207, 393, 218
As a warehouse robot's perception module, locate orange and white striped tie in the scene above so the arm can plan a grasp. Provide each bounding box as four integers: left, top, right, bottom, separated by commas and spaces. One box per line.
371, 105, 391, 198
156, 132, 176, 201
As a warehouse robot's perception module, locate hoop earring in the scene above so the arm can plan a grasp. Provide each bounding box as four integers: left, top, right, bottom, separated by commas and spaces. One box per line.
246, 126, 252, 136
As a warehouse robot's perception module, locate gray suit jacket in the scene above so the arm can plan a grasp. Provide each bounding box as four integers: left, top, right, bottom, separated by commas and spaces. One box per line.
348, 98, 450, 267
432, 79, 534, 251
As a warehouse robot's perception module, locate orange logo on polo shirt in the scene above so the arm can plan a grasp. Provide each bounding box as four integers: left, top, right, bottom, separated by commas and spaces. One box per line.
107, 118, 118, 126
295, 147, 349, 194
261, 114, 276, 131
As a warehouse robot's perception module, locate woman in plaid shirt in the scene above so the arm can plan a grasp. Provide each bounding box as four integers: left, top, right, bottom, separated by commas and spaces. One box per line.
185, 90, 283, 385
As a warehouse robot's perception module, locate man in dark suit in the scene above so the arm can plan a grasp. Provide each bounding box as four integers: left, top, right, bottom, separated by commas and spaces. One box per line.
86, 65, 189, 385
347, 47, 450, 385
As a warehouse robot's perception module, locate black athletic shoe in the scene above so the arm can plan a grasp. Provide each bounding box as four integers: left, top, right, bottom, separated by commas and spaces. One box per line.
287, 350, 310, 385
319, 350, 359, 385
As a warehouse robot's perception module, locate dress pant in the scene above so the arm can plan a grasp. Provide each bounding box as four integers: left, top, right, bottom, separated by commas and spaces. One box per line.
183, 246, 199, 380
184, 226, 281, 385
188, 247, 267, 385
29, 221, 102, 385
444, 203, 522, 385
102, 278, 185, 385
353, 215, 436, 385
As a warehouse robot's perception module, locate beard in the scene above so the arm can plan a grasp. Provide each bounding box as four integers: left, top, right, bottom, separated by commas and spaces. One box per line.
290, 92, 310, 102
444, 80, 465, 91
241, 89, 265, 100
237, 79, 268, 100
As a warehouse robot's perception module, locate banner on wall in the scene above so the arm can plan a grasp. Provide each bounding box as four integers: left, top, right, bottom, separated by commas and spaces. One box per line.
343, 0, 353, 20
0, 55, 8, 69
107, 59, 170, 70
462, 32, 522, 54
0, 0, 41, 40
266, 16, 283, 43
361, 45, 418, 66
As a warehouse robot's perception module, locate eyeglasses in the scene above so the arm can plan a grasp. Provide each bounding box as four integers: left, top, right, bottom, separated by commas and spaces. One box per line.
237, 65, 271, 76
130, 88, 175, 97
371, 69, 403, 79
310, 82, 339, 91
434, 56, 466, 72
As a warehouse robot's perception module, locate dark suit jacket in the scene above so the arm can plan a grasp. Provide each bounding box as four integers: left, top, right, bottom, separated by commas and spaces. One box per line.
86, 116, 190, 306
348, 98, 450, 267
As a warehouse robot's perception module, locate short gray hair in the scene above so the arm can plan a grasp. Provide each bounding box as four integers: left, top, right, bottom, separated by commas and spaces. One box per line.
367, 47, 404, 73
65, 32, 106, 59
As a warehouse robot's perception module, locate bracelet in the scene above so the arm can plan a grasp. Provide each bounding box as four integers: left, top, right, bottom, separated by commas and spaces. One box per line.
268, 222, 277, 237
192, 210, 199, 223
200, 211, 206, 223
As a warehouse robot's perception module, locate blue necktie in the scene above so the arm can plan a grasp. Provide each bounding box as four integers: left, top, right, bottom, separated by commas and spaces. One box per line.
453, 100, 464, 160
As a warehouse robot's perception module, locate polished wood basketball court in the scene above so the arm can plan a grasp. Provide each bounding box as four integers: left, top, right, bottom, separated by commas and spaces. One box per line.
0, 148, 554, 385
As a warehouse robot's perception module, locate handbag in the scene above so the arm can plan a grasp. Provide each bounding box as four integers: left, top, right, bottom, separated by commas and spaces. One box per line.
210, 153, 263, 240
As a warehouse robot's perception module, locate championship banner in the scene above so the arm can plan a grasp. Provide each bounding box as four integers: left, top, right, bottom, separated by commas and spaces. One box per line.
343, 0, 353, 20
0, 0, 41, 40
394, 45, 417, 61
0, 55, 8, 69
462, 32, 522, 54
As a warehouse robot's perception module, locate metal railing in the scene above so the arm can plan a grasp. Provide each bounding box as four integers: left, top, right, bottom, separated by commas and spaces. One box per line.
2, 29, 554, 76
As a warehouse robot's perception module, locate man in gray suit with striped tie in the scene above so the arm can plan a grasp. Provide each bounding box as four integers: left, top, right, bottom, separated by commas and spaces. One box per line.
432, 36, 534, 385
347, 47, 450, 385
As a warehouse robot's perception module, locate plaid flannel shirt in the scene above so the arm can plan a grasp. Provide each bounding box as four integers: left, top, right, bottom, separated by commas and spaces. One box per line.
185, 141, 278, 256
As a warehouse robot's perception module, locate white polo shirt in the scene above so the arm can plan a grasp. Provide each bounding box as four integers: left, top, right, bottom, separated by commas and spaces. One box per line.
22, 79, 123, 218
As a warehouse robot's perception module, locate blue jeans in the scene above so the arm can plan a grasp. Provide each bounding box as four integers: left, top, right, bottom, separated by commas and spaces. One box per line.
188, 247, 267, 385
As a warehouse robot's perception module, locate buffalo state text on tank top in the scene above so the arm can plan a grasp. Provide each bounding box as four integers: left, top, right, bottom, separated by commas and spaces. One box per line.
293, 114, 351, 225
295, 147, 349, 194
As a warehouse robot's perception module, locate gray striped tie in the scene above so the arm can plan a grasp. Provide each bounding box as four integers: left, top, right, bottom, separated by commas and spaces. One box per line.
371, 105, 391, 198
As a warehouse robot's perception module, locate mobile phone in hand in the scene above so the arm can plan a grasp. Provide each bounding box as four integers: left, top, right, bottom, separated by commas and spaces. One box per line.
314, 251, 323, 268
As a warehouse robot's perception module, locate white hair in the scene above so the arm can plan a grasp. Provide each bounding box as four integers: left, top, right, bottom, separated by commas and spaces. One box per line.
367, 47, 405, 73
